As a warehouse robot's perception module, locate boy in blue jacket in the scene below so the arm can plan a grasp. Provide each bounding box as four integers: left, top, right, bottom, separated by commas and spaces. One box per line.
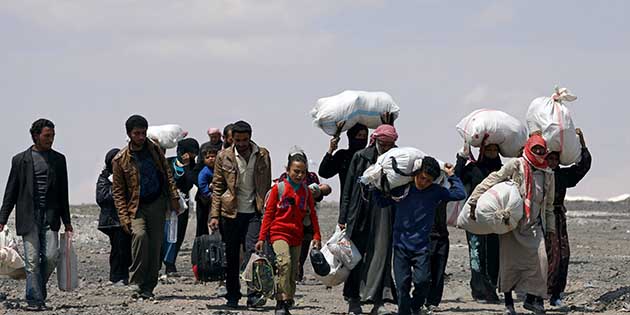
196, 143, 220, 237
384, 156, 466, 315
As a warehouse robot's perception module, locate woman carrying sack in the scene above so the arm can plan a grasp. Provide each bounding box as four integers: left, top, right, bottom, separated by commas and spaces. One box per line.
467, 135, 556, 315
256, 150, 322, 315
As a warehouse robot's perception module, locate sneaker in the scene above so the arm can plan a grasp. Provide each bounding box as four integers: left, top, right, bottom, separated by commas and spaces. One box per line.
247, 294, 267, 308
348, 298, 362, 315
140, 291, 155, 299
24, 304, 47, 312
275, 300, 292, 315
550, 297, 569, 311
112, 280, 127, 287
523, 300, 546, 315
126, 284, 142, 293
423, 305, 437, 315
504, 305, 517, 315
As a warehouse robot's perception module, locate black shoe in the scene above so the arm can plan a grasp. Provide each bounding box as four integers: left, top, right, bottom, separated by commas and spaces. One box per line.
523, 300, 546, 315
225, 299, 239, 309
139, 291, 155, 299
24, 304, 47, 312
275, 301, 291, 315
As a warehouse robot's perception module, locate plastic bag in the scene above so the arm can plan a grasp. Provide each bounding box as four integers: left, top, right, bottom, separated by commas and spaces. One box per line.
457, 181, 523, 235
526, 87, 581, 165
311, 90, 400, 136
166, 210, 178, 244
57, 232, 79, 291
456, 109, 528, 158
326, 226, 362, 270
314, 244, 351, 287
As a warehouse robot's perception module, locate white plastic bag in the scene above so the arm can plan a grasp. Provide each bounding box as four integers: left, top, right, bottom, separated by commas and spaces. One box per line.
57, 232, 79, 291
457, 181, 523, 235
146, 124, 188, 149
311, 90, 400, 136
456, 109, 528, 158
361, 147, 448, 191
526, 87, 580, 165
0, 247, 25, 277
314, 243, 351, 287
326, 226, 362, 270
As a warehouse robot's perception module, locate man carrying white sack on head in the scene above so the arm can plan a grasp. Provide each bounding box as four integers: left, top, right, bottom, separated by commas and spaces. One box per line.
339, 123, 398, 315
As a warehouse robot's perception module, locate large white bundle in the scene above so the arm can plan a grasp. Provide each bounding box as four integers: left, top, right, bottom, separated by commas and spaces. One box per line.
147, 124, 188, 149
57, 233, 79, 291
326, 226, 362, 270
446, 199, 466, 227
361, 147, 448, 191
311, 90, 400, 136
457, 181, 523, 235
456, 109, 528, 158
315, 229, 353, 287
526, 88, 580, 165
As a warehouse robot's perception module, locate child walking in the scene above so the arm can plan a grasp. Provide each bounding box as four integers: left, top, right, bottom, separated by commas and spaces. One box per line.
256, 150, 322, 315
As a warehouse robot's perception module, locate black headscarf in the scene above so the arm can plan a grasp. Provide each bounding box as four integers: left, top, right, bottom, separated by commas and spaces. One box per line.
346, 123, 368, 152
105, 148, 120, 174
176, 138, 200, 158
476, 144, 503, 172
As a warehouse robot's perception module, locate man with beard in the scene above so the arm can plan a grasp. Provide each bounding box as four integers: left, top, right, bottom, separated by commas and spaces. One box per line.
340, 123, 398, 315
0, 119, 73, 311
112, 115, 180, 299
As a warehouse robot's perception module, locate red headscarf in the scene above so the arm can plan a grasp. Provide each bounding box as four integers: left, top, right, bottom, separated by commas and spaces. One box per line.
521, 134, 549, 219
369, 124, 398, 146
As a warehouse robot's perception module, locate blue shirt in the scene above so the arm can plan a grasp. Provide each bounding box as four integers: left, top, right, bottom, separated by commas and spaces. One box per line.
392, 176, 466, 252
197, 166, 214, 198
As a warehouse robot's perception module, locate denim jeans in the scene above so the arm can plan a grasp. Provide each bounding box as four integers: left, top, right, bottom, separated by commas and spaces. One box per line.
23, 225, 59, 306
393, 246, 430, 315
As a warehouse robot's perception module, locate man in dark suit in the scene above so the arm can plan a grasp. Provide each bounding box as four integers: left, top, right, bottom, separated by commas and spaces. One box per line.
0, 118, 73, 311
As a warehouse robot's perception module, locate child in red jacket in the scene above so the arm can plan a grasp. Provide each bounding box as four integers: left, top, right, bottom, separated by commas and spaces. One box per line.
256, 151, 322, 315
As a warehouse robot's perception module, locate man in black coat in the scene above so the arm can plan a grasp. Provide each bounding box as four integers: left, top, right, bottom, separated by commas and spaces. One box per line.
0, 118, 73, 311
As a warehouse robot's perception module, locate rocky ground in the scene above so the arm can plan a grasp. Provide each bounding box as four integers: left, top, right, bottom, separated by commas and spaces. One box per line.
1, 199, 630, 315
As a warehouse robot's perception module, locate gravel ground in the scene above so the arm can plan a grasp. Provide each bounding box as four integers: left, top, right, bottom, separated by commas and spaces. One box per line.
1, 199, 629, 315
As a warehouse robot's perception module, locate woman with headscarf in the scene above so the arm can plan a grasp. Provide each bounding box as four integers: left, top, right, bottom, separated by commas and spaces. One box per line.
455, 143, 503, 303
340, 124, 398, 315
96, 148, 132, 285
318, 123, 369, 197
467, 135, 556, 315
162, 138, 200, 275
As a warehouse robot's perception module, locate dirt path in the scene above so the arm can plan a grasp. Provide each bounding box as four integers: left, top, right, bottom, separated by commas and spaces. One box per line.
2, 201, 629, 314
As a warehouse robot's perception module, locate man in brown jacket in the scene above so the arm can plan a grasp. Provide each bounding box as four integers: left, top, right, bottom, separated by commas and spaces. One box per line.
112, 115, 180, 299
209, 120, 272, 308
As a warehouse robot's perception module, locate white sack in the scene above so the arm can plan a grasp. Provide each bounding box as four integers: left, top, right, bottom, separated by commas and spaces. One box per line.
326, 226, 362, 270
456, 109, 528, 158
57, 233, 79, 291
0, 247, 25, 277
147, 124, 188, 149
457, 181, 523, 235
361, 147, 448, 191
311, 90, 400, 136
315, 242, 351, 287
526, 87, 580, 165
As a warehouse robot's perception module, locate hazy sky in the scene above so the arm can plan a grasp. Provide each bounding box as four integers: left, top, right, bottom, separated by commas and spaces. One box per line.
1, 1, 628, 204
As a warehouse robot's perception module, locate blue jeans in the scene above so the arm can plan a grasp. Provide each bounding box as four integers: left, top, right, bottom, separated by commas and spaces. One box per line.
393, 246, 430, 315
23, 225, 59, 306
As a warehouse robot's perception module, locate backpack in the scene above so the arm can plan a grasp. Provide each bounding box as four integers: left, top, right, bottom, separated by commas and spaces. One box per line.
263, 181, 313, 227
241, 253, 275, 299
191, 232, 227, 282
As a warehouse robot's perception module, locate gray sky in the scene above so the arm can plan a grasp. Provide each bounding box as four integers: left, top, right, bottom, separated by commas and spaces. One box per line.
1, 1, 628, 204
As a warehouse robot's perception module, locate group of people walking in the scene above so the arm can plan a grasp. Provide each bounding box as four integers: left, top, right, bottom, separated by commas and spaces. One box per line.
0, 114, 591, 315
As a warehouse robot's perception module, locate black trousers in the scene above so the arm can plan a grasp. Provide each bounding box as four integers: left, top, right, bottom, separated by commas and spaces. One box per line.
196, 200, 210, 237
297, 225, 314, 281
102, 227, 132, 283
220, 212, 261, 302
427, 237, 449, 307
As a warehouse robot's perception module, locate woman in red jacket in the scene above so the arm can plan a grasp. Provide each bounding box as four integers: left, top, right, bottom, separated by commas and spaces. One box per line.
256, 151, 322, 315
